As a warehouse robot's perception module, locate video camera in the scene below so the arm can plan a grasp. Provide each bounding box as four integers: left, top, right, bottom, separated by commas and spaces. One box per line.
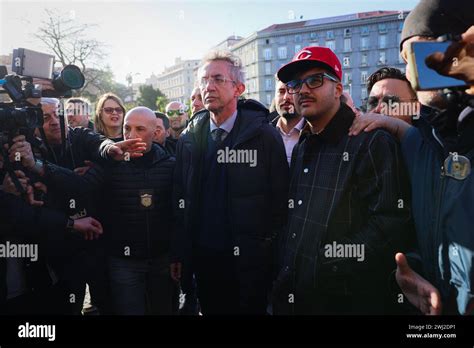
0, 48, 85, 195
0, 48, 85, 134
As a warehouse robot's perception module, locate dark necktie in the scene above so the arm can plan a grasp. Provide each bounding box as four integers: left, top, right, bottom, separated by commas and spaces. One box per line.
211, 128, 226, 144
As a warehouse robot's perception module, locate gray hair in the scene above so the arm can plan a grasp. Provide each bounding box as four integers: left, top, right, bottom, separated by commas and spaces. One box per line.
199, 50, 245, 84
41, 97, 60, 106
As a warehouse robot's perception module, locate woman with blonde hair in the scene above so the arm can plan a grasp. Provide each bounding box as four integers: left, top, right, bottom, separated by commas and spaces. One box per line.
94, 93, 126, 141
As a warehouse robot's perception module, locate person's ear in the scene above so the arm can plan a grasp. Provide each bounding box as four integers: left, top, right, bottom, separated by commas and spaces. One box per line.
235, 83, 246, 97
335, 82, 343, 99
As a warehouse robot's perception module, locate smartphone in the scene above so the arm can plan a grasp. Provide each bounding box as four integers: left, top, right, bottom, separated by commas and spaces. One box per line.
407, 41, 468, 91
11, 48, 55, 80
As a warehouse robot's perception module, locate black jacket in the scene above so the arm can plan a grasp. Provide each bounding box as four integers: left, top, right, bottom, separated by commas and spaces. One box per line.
43, 143, 175, 258
172, 99, 289, 311
37, 126, 112, 214
0, 191, 68, 311
272, 103, 414, 314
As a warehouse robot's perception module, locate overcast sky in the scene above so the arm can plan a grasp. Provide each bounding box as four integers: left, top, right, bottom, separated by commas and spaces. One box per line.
0, 0, 419, 84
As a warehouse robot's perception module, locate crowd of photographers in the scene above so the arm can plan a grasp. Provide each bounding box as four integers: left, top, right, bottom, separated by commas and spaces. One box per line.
0, 0, 473, 315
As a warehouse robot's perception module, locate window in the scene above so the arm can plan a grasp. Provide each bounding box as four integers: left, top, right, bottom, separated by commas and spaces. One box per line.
344, 38, 351, 52
398, 22, 403, 32
310, 32, 318, 40
278, 46, 287, 60
295, 34, 302, 43
265, 78, 273, 91
265, 62, 271, 75
360, 37, 369, 50
279, 36, 286, 44
263, 48, 272, 60
326, 30, 334, 39
361, 88, 367, 101
361, 26, 369, 36
343, 56, 350, 67
378, 51, 386, 65
344, 28, 351, 37
265, 39, 270, 45
344, 72, 352, 85
325, 40, 336, 51
295, 44, 302, 53
379, 35, 387, 49
361, 53, 368, 66
266, 93, 272, 106
378, 23, 387, 33
361, 71, 368, 84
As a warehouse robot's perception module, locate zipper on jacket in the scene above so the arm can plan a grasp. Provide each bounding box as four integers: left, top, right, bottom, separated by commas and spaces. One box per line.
144, 170, 152, 259
433, 166, 446, 287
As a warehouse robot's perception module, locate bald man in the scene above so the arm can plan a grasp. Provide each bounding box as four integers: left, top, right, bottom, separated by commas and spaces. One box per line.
165, 101, 189, 139
38, 106, 177, 315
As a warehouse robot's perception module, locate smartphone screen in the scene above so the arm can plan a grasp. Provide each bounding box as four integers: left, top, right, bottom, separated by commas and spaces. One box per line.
410, 41, 468, 91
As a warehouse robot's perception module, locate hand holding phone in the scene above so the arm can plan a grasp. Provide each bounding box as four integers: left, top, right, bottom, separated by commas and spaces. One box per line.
407, 40, 469, 91
425, 26, 474, 94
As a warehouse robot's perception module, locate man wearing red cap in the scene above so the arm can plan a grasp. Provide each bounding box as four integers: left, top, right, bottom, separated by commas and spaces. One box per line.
271, 46, 414, 314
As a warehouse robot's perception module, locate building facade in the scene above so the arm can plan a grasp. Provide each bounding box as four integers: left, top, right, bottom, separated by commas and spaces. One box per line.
231, 11, 408, 108
149, 57, 200, 104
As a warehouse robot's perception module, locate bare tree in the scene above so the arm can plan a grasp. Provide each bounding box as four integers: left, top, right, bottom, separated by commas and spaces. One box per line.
33, 8, 108, 94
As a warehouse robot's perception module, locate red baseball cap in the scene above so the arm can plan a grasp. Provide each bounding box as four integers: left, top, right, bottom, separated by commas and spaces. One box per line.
277, 46, 342, 83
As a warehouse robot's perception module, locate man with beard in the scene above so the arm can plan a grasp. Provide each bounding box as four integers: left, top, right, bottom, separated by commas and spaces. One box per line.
271, 46, 413, 314
271, 77, 305, 165
349, 0, 474, 315
166, 101, 189, 140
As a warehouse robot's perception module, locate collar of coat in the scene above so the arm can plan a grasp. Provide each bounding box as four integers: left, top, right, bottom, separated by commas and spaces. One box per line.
299, 102, 355, 146
183, 98, 269, 146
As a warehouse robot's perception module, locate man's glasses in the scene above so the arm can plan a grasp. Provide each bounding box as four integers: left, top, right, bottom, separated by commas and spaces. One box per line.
167, 110, 185, 117
366, 95, 417, 111
103, 107, 123, 114
199, 76, 235, 88
286, 73, 338, 94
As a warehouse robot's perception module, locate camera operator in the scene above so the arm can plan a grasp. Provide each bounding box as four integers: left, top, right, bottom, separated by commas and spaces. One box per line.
3, 96, 146, 314
349, 0, 474, 315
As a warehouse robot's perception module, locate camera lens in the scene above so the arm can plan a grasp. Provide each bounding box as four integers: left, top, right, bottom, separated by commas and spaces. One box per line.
52, 65, 85, 92
61, 65, 85, 89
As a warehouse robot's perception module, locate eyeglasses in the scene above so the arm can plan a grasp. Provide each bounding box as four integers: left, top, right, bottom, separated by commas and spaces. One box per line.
199, 76, 235, 88
103, 107, 123, 114
286, 73, 339, 94
167, 110, 185, 117
366, 95, 417, 111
